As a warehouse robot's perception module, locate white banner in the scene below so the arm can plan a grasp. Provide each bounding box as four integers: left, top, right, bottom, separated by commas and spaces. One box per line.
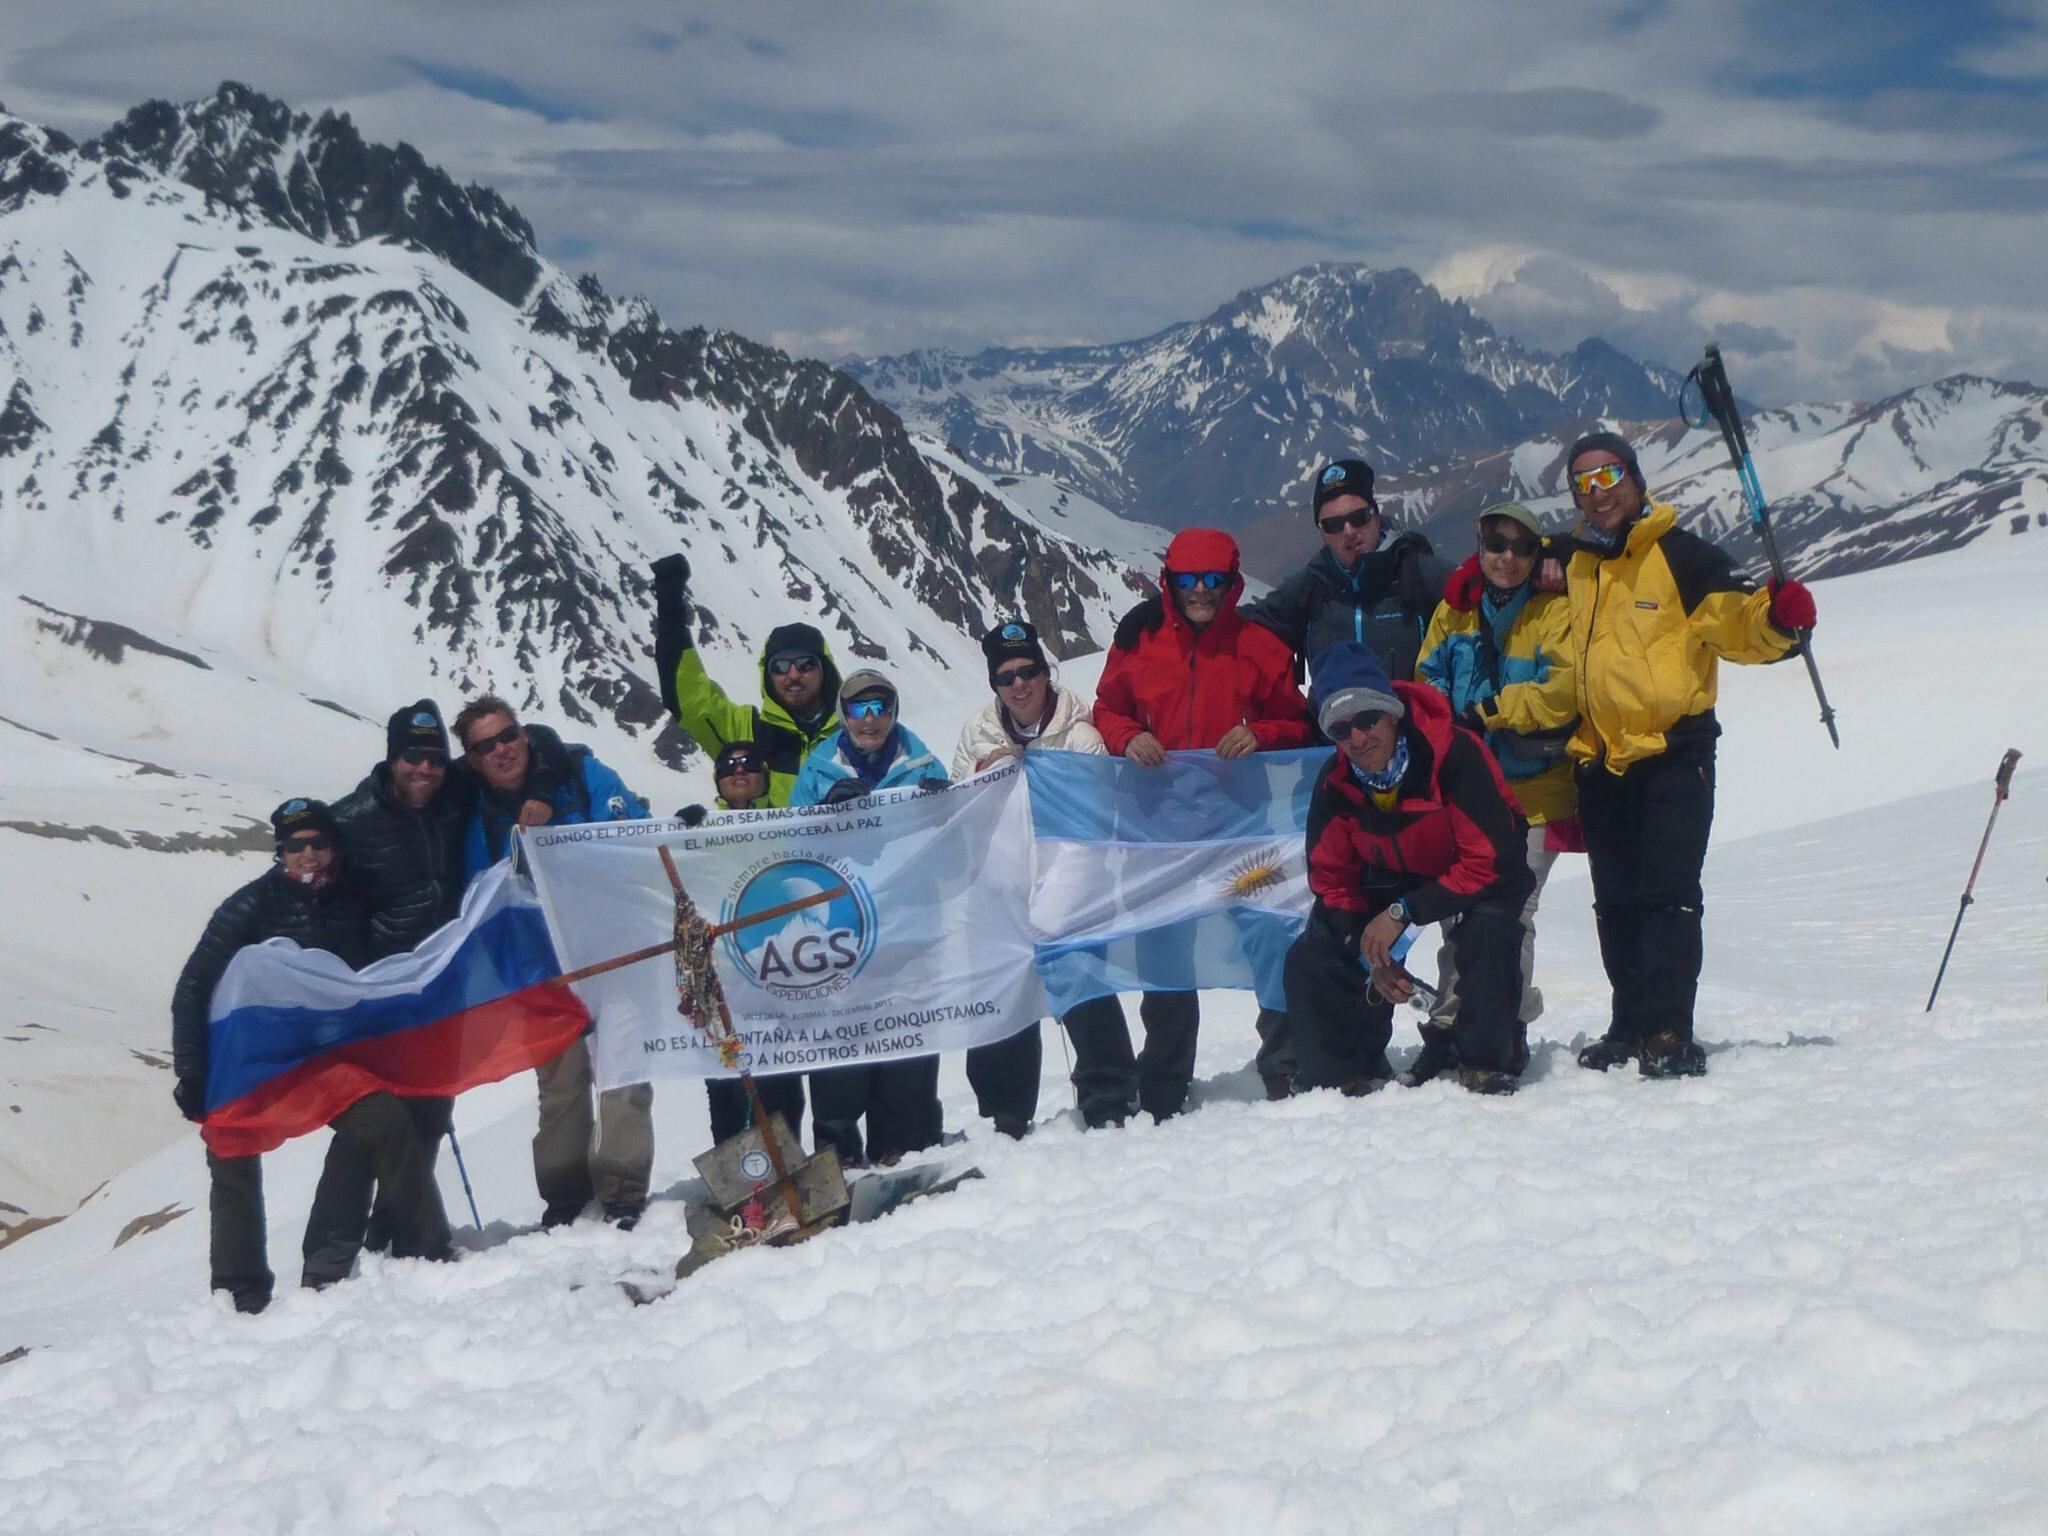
522, 761, 1044, 1090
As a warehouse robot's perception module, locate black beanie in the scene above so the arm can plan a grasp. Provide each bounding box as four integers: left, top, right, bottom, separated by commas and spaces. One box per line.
271, 797, 339, 844
1311, 458, 1377, 515
386, 698, 449, 760
981, 620, 1049, 686
1565, 430, 1645, 491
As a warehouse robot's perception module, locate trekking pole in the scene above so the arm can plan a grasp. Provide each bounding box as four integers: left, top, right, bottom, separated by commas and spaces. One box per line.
446, 1119, 484, 1229
1926, 748, 2022, 1012
1680, 344, 1840, 747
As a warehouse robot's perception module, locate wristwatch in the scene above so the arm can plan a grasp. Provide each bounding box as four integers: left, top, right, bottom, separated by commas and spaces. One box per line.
1386, 899, 1411, 927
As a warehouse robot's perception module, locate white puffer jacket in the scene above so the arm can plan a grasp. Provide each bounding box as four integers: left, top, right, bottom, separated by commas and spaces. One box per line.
950, 685, 1106, 778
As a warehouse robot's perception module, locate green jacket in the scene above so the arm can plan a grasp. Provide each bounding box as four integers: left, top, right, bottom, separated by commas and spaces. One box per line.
671, 629, 843, 808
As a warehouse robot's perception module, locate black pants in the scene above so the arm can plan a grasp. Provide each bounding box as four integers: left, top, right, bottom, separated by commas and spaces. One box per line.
1577, 748, 1716, 1044
1062, 995, 1138, 1127
705, 1073, 808, 1147
1285, 908, 1397, 1091
301, 1093, 454, 1285
1253, 1007, 1295, 1085
1061, 991, 1198, 1122
208, 1150, 271, 1307
809, 1056, 942, 1167
966, 1022, 1043, 1126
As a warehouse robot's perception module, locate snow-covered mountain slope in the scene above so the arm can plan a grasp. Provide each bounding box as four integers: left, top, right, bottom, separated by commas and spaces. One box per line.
849, 263, 1680, 532
0, 87, 1144, 781
3, 531, 2046, 1534
1325, 373, 2048, 588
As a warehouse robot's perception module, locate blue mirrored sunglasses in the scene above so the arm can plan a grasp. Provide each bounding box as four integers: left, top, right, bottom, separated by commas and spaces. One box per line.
844, 697, 893, 720
1172, 571, 1230, 591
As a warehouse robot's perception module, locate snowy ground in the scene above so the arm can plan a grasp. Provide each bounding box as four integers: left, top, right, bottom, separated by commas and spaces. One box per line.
3, 535, 2047, 1532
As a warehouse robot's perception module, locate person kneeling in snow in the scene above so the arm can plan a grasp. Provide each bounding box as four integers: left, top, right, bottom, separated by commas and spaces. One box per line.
1285, 645, 1534, 1097
791, 669, 947, 1165
170, 799, 452, 1312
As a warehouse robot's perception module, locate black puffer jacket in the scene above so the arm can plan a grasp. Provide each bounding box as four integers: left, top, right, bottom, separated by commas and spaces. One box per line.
170, 870, 373, 1086
331, 724, 568, 958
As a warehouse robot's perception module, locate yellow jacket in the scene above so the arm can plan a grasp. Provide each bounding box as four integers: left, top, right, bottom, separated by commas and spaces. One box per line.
1417, 588, 1578, 824
1566, 501, 1795, 773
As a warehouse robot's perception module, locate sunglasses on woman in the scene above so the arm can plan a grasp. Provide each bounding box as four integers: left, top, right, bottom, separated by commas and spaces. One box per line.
844, 697, 893, 720
994, 663, 1045, 688
1172, 571, 1230, 591
280, 832, 335, 854
716, 754, 766, 776
1481, 533, 1539, 558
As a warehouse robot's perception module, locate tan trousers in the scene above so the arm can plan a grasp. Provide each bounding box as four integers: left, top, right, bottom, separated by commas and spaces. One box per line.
534, 1036, 655, 1213
1430, 823, 1560, 1029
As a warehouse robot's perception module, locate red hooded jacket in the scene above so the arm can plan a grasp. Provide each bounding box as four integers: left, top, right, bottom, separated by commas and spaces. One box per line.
1306, 682, 1532, 928
1094, 529, 1314, 754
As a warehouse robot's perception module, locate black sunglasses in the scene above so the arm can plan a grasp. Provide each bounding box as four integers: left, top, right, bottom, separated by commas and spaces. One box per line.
1329, 709, 1389, 739
280, 832, 335, 853
1317, 507, 1377, 536
1481, 533, 1540, 558
465, 724, 521, 755
994, 663, 1046, 687
398, 747, 448, 766
717, 753, 766, 776
769, 654, 821, 679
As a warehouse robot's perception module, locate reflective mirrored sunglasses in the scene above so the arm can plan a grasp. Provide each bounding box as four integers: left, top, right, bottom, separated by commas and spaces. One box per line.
1330, 709, 1389, 739
1171, 571, 1230, 591
844, 697, 893, 720
1570, 463, 1630, 495
769, 654, 821, 678
1317, 507, 1377, 536
465, 724, 521, 755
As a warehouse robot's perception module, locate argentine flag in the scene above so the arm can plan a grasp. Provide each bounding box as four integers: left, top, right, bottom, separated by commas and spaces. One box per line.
1023, 747, 1329, 1013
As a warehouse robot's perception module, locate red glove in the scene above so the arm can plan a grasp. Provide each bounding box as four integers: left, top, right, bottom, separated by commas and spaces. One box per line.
1768, 578, 1816, 632
1444, 554, 1483, 613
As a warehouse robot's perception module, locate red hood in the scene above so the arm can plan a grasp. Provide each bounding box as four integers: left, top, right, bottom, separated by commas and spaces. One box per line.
1160, 528, 1246, 626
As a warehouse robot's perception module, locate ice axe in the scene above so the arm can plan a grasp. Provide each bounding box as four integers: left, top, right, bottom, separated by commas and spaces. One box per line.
1680, 344, 1840, 747
1925, 748, 2022, 1012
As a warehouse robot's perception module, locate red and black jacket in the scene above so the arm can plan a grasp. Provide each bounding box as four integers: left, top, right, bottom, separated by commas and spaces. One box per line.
1305, 682, 1533, 931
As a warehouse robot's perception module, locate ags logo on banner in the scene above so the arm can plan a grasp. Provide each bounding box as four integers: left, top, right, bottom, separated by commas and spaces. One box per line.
720, 855, 877, 998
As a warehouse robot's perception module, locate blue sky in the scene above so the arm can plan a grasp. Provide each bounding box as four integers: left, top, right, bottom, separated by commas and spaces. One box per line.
7, 0, 2048, 403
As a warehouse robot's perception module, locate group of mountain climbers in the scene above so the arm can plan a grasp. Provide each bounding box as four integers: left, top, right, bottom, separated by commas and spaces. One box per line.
172, 426, 1816, 1311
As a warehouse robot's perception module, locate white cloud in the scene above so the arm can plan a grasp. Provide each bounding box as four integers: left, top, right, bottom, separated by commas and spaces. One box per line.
6, 0, 2048, 403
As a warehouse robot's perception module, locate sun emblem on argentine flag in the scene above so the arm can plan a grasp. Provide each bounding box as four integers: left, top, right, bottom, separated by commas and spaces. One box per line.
1222, 845, 1291, 900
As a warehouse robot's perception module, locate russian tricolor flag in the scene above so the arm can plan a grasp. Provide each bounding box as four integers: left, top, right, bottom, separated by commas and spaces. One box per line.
200, 862, 590, 1157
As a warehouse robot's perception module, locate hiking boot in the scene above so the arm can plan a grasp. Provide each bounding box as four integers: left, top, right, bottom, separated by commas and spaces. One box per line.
992, 1114, 1032, 1140
602, 1201, 647, 1231
1456, 1066, 1519, 1097
1576, 1035, 1641, 1072
1401, 1032, 1456, 1088
1339, 1072, 1392, 1099
1261, 1074, 1294, 1102
1639, 1031, 1708, 1080
229, 1288, 270, 1315
540, 1201, 586, 1230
